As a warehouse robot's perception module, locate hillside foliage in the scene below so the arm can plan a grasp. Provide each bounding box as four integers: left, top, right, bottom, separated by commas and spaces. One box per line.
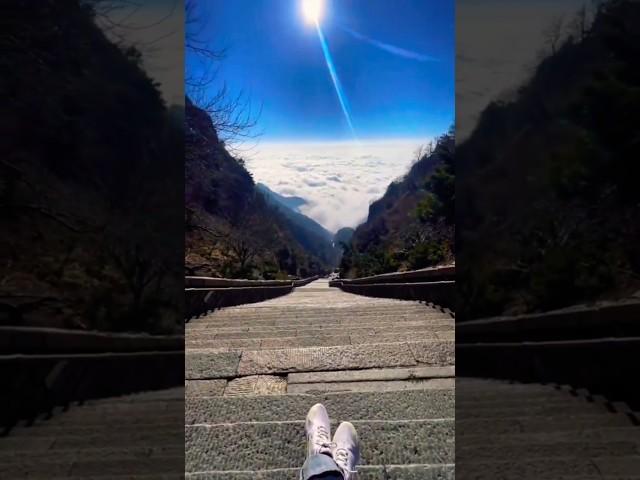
457, 0, 640, 319
340, 130, 455, 278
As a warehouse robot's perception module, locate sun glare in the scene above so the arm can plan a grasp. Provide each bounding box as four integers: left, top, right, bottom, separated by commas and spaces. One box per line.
302, 0, 325, 25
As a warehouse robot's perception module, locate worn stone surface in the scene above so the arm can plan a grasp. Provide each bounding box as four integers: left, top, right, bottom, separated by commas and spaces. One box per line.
185, 352, 241, 379
185, 465, 455, 480
0, 388, 184, 478
186, 389, 455, 425
184, 279, 455, 477
237, 343, 419, 375
224, 375, 287, 396
185, 420, 454, 471
288, 366, 455, 384
185, 380, 227, 397
287, 377, 455, 394
408, 340, 455, 366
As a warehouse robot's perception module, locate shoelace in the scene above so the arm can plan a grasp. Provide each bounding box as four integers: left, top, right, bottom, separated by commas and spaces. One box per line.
314, 426, 335, 451
334, 447, 357, 474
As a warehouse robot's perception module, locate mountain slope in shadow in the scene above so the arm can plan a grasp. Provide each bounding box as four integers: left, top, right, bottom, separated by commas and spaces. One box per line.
185, 98, 335, 278
340, 131, 455, 278
257, 183, 338, 267
457, 0, 640, 319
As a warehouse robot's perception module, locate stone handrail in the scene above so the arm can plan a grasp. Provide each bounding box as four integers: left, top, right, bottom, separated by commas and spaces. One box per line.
330, 266, 455, 312
456, 299, 640, 342
457, 299, 640, 409
185, 275, 320, 321
0, 326, 183, 355
337, 264, 455, 285
1, 327, 184, 432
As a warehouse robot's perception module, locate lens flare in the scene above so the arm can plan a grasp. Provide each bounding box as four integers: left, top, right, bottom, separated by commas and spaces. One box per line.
315, 23, 356, 137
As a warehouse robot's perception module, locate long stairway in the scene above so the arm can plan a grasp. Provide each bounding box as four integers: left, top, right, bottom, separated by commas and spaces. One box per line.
0, 387, 185, 479
185, 278, 456, 479
456, 378, 640, 479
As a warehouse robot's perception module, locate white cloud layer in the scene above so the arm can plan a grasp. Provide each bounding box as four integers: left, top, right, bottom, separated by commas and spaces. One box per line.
246, 140, 425, 233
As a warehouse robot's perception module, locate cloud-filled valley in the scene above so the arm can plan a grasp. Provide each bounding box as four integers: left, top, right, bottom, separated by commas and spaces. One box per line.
246, 140, 423, 233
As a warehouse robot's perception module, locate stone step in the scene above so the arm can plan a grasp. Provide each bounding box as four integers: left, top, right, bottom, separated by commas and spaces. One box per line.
458, 427, 640, 444
185, 420, 454, 472
82, 388, 184, 402
457, 413, 632, 434
186, 331, 454, 350
455, 391, 592, 406
186, 389, 454, 424
288, 366, 455, 384
202, 304, 432, 315
457, 456, 640, 478
187, 314, 452, 329
288, 377, 455, 394
186, 341, 453, 379
40, 401, 181, 415
458, 440, 640, 460
456, 403, 609, 419
185, 464, 455, 479
188, 322, 453, 338
40, 412, 186, 427
0, 431, 184, 452
189, 313, 452, 326
456, 382, 561, 392
8, 423, 184, 438
0, 457, 184, 478
0, 445, 183, 463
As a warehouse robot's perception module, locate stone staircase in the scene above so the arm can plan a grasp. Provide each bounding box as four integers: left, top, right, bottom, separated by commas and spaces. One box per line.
0, 387, 185, 479
185, 279, 456, 479
456, 378, 640, 479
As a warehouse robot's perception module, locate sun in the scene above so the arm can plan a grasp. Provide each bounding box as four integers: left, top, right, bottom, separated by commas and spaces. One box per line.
302, 0, 325, 25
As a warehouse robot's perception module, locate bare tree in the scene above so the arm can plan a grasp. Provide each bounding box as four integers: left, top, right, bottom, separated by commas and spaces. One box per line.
185, 0, 262, 148
413, 141, 434, 164
542, 15, 566, 55
569, 5, 590, 42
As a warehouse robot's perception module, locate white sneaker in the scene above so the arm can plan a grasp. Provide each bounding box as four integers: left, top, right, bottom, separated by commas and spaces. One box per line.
305, 403, 333, 457
332, 421, 360, 480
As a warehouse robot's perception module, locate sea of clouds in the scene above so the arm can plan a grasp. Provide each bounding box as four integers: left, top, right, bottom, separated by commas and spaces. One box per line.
245, 140, 424, 233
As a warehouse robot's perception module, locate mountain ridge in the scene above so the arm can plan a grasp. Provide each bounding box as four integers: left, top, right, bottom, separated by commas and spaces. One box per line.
185, 97, 335, 278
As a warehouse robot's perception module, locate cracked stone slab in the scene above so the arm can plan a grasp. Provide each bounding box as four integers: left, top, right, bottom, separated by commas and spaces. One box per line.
186, 352, 241, 379
185, 380, 227, 397
237, 343, 418, 376
288, 366, 455, 384
224, 375, 287, 396
408, 341, 455, 366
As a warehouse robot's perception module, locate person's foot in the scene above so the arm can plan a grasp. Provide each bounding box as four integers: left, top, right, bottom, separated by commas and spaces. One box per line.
305, 403, 333, 457
332, 421, 360, 480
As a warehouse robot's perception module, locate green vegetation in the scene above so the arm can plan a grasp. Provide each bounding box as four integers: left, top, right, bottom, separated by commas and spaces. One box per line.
340, 130, 455, 278
457, 0, 640, 319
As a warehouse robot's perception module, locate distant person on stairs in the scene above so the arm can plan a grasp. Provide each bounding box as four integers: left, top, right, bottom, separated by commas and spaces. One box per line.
301, 403, 360, 480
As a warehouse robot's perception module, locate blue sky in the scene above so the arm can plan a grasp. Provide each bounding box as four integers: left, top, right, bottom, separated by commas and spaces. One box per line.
187, 0, 454, 142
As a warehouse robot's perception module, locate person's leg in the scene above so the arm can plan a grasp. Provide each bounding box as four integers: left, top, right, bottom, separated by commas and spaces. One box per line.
332, 422, 360, 480
300, 454, 344, 480
301, 404, 344, 480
